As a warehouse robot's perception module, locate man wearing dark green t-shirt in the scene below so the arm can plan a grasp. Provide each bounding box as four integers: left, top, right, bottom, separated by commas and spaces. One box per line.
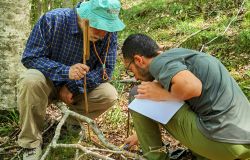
122, 33, 250, 160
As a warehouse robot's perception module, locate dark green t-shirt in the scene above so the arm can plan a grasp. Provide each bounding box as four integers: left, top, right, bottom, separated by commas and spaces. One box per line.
149, 48, 250, 144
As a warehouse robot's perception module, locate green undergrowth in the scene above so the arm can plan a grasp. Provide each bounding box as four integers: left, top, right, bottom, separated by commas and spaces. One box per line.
104, 104, 127, 127
0, 110, 19, 137
119, 0, 250, 100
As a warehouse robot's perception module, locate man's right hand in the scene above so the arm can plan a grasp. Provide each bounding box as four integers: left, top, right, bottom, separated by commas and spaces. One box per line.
69, 63, 89, 80
124, 134, 138, 149
59, 85, 73, 105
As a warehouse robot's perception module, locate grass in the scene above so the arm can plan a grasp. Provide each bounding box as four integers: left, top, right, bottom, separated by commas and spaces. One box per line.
45, 132, 80, 160
0, 110, 19, 137
110, 55, 127, 94
119, 0, 250, 98
105, 104, 127, 127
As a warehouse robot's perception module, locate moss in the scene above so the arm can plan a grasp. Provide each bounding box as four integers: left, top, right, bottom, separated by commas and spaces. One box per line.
235, 29, 250, 53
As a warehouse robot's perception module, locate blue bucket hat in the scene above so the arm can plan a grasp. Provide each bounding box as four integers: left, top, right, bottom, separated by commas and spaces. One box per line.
76, 0, 125, 32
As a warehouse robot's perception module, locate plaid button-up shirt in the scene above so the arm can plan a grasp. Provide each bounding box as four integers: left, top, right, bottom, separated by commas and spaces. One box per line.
22, 8, 118, 94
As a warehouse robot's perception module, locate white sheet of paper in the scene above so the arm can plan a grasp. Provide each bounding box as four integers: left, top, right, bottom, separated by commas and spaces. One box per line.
128, 99, 184, 124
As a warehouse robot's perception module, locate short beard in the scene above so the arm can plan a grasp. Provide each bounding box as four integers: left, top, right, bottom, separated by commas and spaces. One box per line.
137, 66, 154, 81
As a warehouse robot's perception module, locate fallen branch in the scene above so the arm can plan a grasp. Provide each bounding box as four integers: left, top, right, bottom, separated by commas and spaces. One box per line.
42, 119, 57, 135
0, 137, 9, 147
175, 26, 210, 48
88, 147, 144, 158
1, 145, 19, 151
40, 102, 145, 160
74, 126, 86, 160
10, 148, 23, 160
108, 77, 139, 84
40, 111, 69, 160
54, 144, 114, 160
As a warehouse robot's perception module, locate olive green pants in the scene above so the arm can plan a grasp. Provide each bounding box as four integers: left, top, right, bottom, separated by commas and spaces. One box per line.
131, 104, 250, 160
17, 69, 118, 148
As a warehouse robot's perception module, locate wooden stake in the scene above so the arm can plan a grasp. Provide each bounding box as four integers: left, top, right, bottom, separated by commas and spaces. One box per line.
127, 110, 130, 138
81, 19, 90, 115
81, 19, 91, 139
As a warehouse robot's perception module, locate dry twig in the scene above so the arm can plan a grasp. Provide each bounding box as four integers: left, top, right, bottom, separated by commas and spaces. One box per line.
175, 26, 210, 48
200, 0, 246, 51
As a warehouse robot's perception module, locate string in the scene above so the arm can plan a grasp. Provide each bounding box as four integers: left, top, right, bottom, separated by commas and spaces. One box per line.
93, 33, 111, 80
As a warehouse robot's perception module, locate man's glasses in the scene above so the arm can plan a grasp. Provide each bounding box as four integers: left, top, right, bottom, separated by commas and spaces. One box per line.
125, 59, 134, 77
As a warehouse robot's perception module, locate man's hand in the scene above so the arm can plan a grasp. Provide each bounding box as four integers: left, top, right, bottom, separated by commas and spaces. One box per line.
69, 63, 89, 80
124, 134, 138, 149
59, 85, 73, 105
135, 81, 178, 101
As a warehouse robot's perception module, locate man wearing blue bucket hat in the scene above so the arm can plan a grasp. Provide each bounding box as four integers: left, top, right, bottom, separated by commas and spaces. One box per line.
77, 0, 125, 33
17, 0, 125, 159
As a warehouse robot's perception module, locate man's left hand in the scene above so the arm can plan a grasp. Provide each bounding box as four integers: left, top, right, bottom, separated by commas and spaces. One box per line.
59, 85, 74, 105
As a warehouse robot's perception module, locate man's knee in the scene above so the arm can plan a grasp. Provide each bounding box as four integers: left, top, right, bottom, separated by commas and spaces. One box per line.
90, 83, 118, 104
17, 69, 52, 111
102, 83, 118, 102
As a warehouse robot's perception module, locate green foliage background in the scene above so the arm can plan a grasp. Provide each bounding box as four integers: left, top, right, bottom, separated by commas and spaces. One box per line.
28, 0, 249, 101
118, 0, 250, 99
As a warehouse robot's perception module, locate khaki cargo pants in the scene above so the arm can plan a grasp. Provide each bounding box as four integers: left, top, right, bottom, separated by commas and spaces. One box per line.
17, 69, 118, 148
